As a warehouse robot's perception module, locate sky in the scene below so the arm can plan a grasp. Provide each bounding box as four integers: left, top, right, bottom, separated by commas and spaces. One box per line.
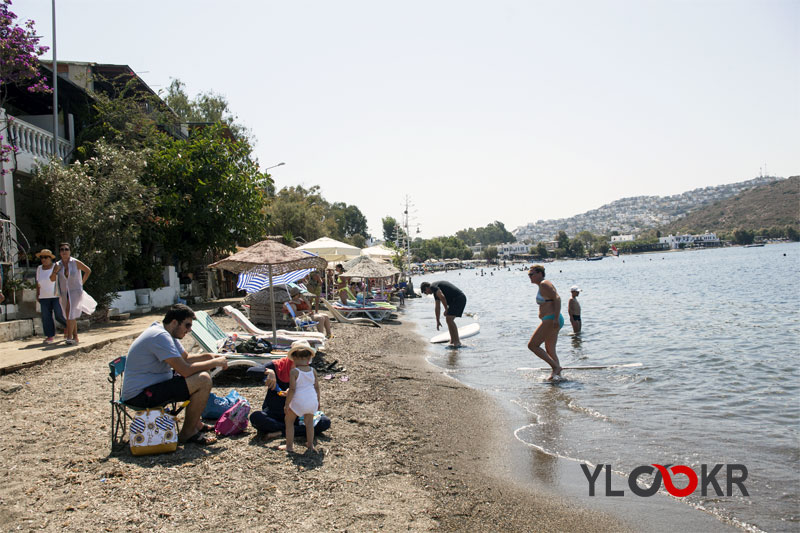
15, 0, 799, 239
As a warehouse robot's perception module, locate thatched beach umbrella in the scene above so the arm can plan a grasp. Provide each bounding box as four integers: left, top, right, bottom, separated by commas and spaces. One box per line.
208, 239, 327, 344
341, 256, 397, 299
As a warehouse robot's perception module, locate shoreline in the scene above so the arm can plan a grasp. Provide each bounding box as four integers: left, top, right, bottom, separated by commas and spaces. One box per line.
0, 311, 740, 531
411, 316, 744, 533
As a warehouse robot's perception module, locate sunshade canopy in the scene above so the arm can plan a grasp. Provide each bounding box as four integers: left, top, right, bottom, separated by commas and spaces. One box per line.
361, 244, 397, 261
208, 239, 327, 276
341, 256, 396, 279
298, 237, 361, 261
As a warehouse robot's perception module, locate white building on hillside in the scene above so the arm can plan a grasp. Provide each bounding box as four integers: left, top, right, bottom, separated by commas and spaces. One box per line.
610, 234, 636, 243
659, 232, 720, 249
497, 242, 531, 258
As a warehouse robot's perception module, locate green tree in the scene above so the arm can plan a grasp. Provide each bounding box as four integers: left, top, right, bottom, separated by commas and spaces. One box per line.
595, 236, 610, 255
329, 202, 369, 239
570, 239, 585, 258
556, 231, 570, 251
732, 228, 755, 245
76, 77, 177, 157
266, 185, 328, 243
349, 233, 367, 249
456, 221, 515, 245
162, 78, 252, 141
32, 141, 151, 308
382, 216, 403, 243
483, 246, 498, 262
535, 243, 549, 259
787, 226, 799, 241
146, 123, 270, 262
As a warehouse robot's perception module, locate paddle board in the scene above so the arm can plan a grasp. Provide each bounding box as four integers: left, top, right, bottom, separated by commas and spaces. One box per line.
430, 322, 480, 344
516, 362, 642, 371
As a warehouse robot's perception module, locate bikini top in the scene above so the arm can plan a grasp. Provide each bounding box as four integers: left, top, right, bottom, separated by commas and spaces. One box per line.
536, 289, 553, 305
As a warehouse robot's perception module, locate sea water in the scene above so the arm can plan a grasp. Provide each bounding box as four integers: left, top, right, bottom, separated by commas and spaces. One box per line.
405, 243, 800, 532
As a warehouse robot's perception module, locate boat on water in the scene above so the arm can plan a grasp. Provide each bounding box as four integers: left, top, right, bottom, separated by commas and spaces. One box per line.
586, 256, 603, 261
744, 243, 765, 248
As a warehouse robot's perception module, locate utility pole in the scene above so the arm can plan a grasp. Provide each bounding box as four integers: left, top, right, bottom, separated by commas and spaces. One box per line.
401, 195, 417, 282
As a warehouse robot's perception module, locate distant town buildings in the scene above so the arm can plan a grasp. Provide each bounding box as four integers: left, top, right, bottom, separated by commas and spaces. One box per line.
610, 235, 636, 243
511, 176, 780, 242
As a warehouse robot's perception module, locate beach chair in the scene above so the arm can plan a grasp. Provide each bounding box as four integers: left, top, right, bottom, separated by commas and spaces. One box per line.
324, 298, 393, 322
343, 286, 398, 311
321, 298, 381, 327
190, 311, 285, 375
222, 305, 326, 341
283, 301, 320, 332
108, 355, 188, 452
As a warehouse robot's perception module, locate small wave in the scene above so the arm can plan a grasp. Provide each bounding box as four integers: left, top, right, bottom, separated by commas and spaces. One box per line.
509, 399, 543, 424
566, 400, 611, 422
512, 424, 587, 463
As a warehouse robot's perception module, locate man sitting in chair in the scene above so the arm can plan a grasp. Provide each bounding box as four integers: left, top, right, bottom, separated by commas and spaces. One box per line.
122, 304, 228, 445
285, 288, 333, 338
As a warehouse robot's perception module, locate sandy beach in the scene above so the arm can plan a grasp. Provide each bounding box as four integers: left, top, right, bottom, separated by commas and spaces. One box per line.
0, 310, 641, 532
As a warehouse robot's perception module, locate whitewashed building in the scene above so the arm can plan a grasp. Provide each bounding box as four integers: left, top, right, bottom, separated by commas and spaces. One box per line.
658, 232, 720, 249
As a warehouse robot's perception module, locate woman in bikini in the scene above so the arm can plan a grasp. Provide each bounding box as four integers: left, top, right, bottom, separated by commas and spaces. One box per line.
527, 264, 564, 381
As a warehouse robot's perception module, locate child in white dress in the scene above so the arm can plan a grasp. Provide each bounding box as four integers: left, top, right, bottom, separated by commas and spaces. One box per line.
281, 341, 321, 453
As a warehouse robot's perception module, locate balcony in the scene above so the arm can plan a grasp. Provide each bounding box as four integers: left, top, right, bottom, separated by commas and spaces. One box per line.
2, 112, 72, 174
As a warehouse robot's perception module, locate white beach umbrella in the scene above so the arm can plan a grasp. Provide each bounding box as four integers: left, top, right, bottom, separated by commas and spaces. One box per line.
361, 244, 397, 263
298, 237, 361, 262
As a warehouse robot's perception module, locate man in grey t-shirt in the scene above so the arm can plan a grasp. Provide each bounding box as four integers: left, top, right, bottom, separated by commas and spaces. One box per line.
122, 304, 227, 445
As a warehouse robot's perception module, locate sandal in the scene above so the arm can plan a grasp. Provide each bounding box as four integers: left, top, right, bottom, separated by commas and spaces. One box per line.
183, 432, 216, 445
199, 423, 215, 433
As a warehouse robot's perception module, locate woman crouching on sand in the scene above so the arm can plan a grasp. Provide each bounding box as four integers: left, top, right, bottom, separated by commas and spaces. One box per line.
527, 264, 564, 381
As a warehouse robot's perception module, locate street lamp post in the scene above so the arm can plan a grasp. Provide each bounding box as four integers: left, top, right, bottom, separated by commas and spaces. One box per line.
51, 0, 58, 156
265, 162, 285, 172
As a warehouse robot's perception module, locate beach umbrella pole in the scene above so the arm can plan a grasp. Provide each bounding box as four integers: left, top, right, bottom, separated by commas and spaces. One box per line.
268, 264, 277, 345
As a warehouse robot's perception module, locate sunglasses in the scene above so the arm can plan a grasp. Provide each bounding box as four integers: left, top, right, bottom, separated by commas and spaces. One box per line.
60, 247, 70, 251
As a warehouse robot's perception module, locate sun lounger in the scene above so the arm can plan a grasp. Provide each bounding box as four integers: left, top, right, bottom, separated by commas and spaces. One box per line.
328, 301, 393, 322
191, 311, 288, 376
222, 305, 326, 341
321, 298, 381, 327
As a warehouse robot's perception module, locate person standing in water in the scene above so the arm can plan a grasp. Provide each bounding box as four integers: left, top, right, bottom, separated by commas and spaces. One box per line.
420, 280, 467, 347
568, 285, 582, 334
527, 265, 563, 381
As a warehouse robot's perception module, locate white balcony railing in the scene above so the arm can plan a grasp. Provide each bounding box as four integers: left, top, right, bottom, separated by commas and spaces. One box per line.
6, 114, 71, 161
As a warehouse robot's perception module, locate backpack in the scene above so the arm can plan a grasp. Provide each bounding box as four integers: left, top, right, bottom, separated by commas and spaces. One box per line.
202, 389, 243, 419
214, 398, 251, 436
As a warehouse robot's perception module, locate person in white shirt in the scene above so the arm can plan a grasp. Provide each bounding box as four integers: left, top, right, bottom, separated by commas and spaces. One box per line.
35, 249, 67, 344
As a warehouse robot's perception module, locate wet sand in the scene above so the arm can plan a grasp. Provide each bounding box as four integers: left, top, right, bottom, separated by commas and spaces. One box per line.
0, 312, 728, 531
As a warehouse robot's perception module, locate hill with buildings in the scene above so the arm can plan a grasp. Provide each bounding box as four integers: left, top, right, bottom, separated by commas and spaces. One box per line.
512, 176, 785, 242
659, 175, 799, 235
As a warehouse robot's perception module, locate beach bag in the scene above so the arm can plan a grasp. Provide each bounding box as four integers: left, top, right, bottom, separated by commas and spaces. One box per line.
129, 408, 179, 456
235, 337, 272, 354
202, 389, 243, 419
214, 399, 251, 436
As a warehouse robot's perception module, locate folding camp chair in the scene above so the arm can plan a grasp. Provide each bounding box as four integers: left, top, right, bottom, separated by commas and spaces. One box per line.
108, 355, 187, 452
